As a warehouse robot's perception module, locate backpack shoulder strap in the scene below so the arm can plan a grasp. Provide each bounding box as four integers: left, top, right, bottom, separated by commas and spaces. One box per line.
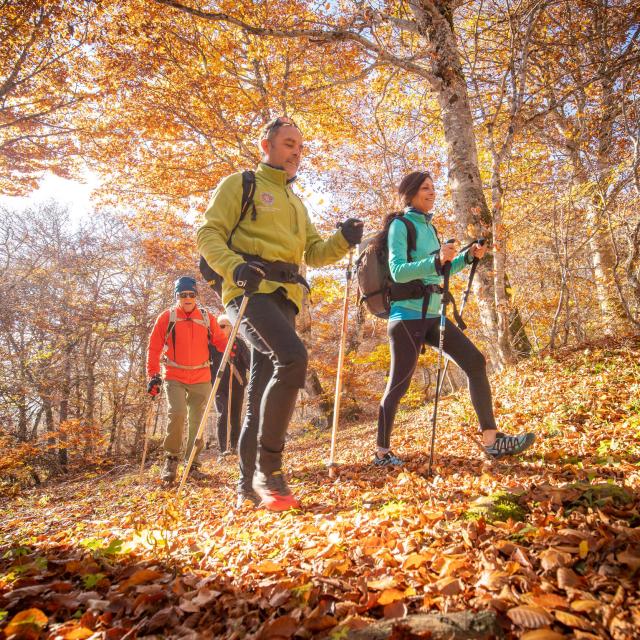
165, 308, 177, 353
228, 170, 256, 247
394, 216, 417, 262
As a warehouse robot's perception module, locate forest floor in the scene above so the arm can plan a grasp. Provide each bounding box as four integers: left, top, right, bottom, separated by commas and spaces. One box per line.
1, 336, 639, 640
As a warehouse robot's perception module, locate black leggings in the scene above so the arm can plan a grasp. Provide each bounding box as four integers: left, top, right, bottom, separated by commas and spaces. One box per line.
227, 291, 306, 485
377, 318, 496, 448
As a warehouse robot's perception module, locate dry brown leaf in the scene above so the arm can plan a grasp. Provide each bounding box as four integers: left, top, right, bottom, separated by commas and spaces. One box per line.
56, 625, 94, 640
556, 567, 584, 589
260, 614, 298, 639
521, 630, 567, 640
367, 576, 398, 590
304, 614, 337, 632
433, 577, 464, 596
507, 605, 554, 628
570, 599, 601, 612
5, 608, 49, 639
402, 552, 430, 570
554, 610, 593, 630
616, 547, 640, 572
539, 548, 572, 571
527, 593, 570, 610
253, 560, 284, 574
383, 600, 408, 619
118, 568, 164, 591
475, 569, 510, 591
378, 588, 405, 605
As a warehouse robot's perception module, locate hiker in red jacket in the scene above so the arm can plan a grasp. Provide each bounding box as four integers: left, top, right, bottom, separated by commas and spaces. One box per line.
146, 276, 228, 482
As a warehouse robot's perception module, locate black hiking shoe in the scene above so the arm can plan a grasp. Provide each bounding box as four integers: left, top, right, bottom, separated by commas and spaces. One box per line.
484, 432, 536, 459
161, 456, 178, 483
252, 470, 300, 512
235, 488, 261, 509
373, 451, 404, 467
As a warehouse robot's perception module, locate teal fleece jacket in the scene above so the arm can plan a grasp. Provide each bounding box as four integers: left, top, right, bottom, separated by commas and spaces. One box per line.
388, 207, 472, 321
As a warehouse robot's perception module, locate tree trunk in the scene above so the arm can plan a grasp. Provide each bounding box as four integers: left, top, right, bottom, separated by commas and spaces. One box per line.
409, 0, 511, 365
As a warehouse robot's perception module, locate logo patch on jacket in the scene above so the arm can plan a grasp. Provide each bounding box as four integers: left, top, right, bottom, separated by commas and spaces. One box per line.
261, 192, 275, 205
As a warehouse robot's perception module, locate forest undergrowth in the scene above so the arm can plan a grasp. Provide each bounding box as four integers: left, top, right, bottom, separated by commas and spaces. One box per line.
1, 336, 639, 639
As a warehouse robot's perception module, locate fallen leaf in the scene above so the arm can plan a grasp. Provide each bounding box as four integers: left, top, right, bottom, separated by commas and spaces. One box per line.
521, 630, 567, 640
402, 553, 430, 570
367, 576, 398, 590
253, 560, 284, 574
383, 600, 408, 619
554, 610, 593, 630
539, 548, 572, 571
527, 593, 569, 610
378, 589, 405, 605
507, 605, 554, 628
260, 615, 298, 639
434, 577, 464, 596
5, 608, 49, 639
616, 547, 640, 573
557, 567, 584, 590
304, 614, 337, 632
118, 568, 164, 591
570, 599, 601, 612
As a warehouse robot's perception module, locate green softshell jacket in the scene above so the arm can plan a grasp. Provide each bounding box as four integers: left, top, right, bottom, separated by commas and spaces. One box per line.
197, 163, 350, 311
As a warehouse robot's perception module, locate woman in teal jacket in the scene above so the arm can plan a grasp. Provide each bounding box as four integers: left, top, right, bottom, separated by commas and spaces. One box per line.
375, 171, 535, 466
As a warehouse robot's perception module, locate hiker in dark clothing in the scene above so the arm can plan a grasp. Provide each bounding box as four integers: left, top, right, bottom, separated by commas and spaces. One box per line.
197, 116, 363, 511
375, 171, 535, 467
212, 313, 250, 458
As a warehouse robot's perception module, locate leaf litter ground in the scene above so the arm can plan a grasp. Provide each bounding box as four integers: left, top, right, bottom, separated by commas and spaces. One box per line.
1, 337, 639, 639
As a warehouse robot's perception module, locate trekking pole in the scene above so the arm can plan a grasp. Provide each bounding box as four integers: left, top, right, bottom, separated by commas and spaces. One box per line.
139, 396, 158, 481
226, 364, 234, 452
177, 295, 249, 498
436, 238, 487, 397
328, 249, 354, 479
427, 240, 455, 477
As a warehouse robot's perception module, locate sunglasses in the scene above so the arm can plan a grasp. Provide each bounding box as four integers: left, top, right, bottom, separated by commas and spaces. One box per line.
219, 324, 231, 329
264, 116, 299, 136
178, 292, 196, 299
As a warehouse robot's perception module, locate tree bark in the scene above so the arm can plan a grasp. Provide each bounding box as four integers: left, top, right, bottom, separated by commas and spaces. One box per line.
408, 0, 509, 365
346, 610, 502, 640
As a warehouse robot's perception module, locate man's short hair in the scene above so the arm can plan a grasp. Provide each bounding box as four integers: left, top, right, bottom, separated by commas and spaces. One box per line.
261, 116, 300, 142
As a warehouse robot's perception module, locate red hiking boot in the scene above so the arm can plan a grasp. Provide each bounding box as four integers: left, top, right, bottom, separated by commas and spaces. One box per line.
252, 470, 300, 512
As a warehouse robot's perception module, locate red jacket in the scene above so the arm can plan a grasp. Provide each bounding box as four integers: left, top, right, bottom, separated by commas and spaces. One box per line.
147, 305, 228, 385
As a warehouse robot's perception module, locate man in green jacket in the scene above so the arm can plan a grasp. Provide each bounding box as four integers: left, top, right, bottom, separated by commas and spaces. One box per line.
197, 116, 363, 511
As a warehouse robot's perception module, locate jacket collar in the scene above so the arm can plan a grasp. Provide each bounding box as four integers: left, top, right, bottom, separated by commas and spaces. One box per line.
404, 206, 433, 223
257, 162, 296, 186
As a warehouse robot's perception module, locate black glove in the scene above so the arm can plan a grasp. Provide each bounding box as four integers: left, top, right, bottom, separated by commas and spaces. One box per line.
339, 218, 364, 246
233, 261, 266, 295
147, 374, 162, 397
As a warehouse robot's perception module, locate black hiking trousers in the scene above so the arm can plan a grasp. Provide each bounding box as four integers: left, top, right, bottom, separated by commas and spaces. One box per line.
227, 290, 306, 491
377, 317, 497, 449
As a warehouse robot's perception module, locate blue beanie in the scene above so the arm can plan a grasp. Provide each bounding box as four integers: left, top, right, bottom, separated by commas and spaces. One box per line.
175, 276, 197, 294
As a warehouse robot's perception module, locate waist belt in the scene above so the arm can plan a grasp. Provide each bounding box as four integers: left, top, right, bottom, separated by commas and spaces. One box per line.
389, 281, 442, 302
241, 254, 310, 291
163, 357, 210, 370
389, 280, 466, 330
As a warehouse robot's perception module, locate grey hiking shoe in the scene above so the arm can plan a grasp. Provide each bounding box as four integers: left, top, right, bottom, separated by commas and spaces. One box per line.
161, 456, 178, 483
373, 451, 405, 467
188, 463, 209, 481
235, 489, 261, 509
484, 432, 536, 459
